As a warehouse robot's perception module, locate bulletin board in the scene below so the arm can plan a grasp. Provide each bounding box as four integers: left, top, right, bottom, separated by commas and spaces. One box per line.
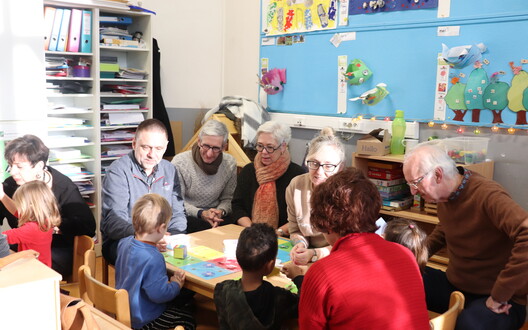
259, 0, 528, 127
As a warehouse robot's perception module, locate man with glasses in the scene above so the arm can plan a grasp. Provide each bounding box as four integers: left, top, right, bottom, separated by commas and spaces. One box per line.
101, 119, 187, 265
403, 141, 528, 330
172, 119, 237, 232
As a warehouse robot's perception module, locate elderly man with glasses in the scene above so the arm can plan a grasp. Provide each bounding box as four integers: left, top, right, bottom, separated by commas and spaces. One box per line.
172, 119, 237, 233
403, 140, 528, 330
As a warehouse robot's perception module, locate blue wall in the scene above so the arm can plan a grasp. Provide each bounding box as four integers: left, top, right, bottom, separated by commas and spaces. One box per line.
260, 0, 528, 124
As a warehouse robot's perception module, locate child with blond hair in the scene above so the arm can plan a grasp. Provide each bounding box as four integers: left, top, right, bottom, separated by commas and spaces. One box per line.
115, 193, 195, 330
384, 218, 428, 272
1, 180, 61, 267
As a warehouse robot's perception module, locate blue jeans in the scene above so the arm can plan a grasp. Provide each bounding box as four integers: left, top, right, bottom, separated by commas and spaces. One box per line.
423, 267, 526, 330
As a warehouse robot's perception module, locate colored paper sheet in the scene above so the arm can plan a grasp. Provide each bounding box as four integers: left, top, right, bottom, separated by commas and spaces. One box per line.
188, 246, 225, 261
180, 261, 234, 279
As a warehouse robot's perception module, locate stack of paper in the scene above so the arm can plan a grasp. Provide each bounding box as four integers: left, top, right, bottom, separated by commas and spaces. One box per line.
117, 68, 148, 80
101, 103, 141, 110
101, 144, 132, 158
101, 84, 146, 94
49, 148, 82, 160
45, 135, 89, 148
47, 117, 86, 128
101, 129, 136, 142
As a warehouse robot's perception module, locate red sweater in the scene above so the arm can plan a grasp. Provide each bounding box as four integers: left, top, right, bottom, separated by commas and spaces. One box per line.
299, 233, 429, 330
3, 222, 53, 267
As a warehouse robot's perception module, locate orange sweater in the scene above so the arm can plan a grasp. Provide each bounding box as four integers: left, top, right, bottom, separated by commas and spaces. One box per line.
429, 170, 528, 305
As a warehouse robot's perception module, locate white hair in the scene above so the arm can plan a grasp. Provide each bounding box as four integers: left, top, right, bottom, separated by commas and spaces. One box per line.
198, 119, 229, 144
404, 140, 458, 179
307, 127, 345, 163
257, 121, 291, 145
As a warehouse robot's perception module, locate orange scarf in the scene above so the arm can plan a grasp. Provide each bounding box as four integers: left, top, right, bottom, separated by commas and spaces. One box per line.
252, 149, 291, 228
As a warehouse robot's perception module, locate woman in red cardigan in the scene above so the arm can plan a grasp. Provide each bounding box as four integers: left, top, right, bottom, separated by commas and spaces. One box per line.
299, 167, 429, 330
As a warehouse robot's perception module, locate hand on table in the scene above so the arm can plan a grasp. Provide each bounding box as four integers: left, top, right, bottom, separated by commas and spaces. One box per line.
290, 243, 312, 266
281, 263, 307, 280
170, 268, 186, 287
201, 208, 224, 228
156, 233, 171, 252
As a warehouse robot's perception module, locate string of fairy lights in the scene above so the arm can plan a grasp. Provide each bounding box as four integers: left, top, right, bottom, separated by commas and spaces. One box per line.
348, 115, 528, 135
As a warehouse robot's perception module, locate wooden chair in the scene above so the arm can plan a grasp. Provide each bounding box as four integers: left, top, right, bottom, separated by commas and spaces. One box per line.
65, 235, 95, 283
79, 264, 131, 327
429, 291, 465, 330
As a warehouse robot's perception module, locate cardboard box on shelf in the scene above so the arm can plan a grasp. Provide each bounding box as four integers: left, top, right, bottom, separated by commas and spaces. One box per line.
357, 129, 391, 156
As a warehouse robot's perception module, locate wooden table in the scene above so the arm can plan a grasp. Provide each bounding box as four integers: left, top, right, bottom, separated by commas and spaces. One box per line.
165, 224, 292, 299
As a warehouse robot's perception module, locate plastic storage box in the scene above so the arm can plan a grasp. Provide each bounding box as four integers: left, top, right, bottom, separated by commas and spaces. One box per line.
443, 137, 490, 164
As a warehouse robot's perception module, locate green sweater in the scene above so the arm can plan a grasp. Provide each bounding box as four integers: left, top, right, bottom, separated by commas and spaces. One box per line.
429, 169, 528, 305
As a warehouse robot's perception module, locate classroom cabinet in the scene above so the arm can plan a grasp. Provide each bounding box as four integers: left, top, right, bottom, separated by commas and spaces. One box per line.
43, 0, 153, 250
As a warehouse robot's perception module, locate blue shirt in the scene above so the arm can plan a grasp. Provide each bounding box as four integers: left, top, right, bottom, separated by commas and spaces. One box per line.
116, 236, 180, 328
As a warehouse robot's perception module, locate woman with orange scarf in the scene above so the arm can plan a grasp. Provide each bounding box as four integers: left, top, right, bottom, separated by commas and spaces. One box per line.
231, 121, 305, 236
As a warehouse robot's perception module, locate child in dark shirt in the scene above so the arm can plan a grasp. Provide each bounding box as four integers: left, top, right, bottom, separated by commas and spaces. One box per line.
214, 223, 303, 330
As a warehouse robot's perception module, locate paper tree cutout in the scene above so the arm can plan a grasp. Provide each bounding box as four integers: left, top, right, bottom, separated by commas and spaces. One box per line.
445, 77, 467, 121
483, 72, 509, 124
464, 62, 488, 123
344, 59, 373, 85
349, 83, 389, 106
507, 61, 528, 125
259, 68, 286, 95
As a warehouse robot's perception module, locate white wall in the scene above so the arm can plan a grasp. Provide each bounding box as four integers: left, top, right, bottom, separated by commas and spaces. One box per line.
142, 0, 260, 109
142, 0, 224, 109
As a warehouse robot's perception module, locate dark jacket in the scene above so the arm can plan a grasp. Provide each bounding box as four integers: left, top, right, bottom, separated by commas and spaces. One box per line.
214, 279, 300, 330
231, 162, 305, 227
0, 166, 96, 249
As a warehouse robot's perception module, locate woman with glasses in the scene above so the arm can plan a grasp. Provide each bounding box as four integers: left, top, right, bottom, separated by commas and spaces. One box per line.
0, 135, 95, 277
286, 128, 345, 265
172, 119, 237, 233
231, 121, 305, 235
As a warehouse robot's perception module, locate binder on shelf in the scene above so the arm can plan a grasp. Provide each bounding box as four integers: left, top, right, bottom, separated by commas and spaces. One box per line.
66, 9, 82, 52
56, 9, 71, 52
99, 16, 132, 25
48, 8, 64, 51
80, 10, 92, 53
44, 6, 56, 51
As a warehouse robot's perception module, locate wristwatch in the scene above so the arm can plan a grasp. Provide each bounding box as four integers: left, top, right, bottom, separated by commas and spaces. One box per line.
277, 228, 284, 236
311, 249, 318, 262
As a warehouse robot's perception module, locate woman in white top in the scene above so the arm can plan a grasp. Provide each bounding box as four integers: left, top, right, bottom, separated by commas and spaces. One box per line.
286, 128, 345, 265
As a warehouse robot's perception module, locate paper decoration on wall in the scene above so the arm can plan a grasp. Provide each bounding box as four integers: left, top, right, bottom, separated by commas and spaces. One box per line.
483, 72, 509, 124
445, 77, 468, 121
344, 59, 372, 85
259, 68, 287, 95
349, 83, 389, 105
263, 0, 337, 36
441, 43, 486, 69
464, 62, 488, 122
507, 61, 528, 125
348, 0, 438, 15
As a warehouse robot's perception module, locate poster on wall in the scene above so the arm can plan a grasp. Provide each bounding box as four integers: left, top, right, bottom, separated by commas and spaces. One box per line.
348, 0, 438, 15
263, 0, 338, 36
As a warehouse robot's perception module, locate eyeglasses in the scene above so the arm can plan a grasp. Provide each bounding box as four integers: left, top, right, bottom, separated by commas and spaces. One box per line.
199, 143, 222, 154
306, 160, 341, 173
255, 143, 281, 153
407, 169, 434, 189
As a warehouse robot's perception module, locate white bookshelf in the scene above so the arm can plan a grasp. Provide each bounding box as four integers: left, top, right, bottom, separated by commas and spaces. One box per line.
44, 1, 153, 250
